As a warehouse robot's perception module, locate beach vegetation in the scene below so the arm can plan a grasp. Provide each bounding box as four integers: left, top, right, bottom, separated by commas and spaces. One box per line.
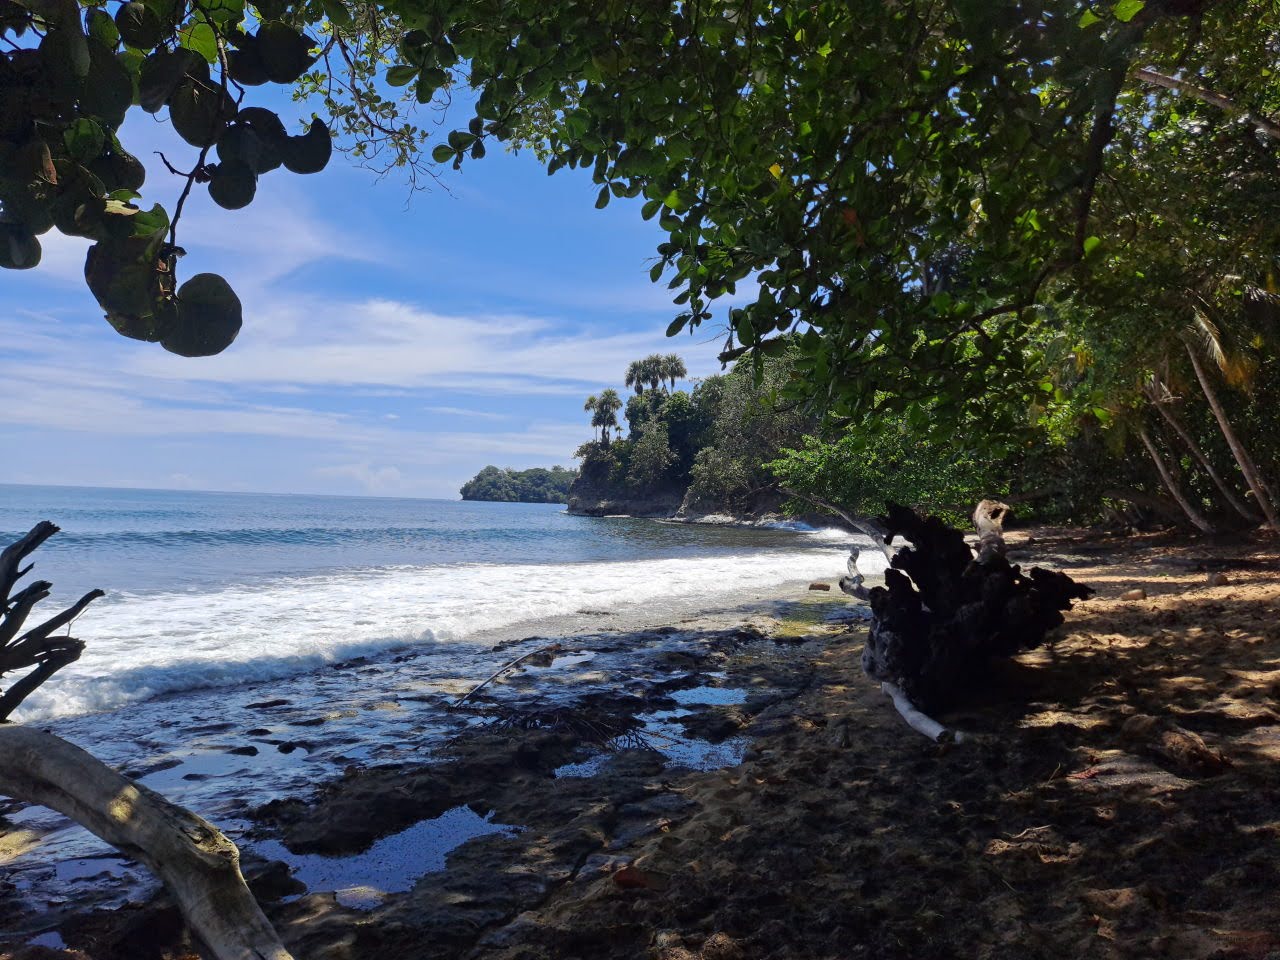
459, 465, 576, 503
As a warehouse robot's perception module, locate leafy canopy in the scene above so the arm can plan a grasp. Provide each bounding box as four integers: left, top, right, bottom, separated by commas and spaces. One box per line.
4, 0, 1278, 438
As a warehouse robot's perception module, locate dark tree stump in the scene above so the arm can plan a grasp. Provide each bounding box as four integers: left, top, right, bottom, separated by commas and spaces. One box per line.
857, 502, 1094, 714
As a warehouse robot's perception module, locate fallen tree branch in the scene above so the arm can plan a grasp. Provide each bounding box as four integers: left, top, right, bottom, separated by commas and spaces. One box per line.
881, 681, 965, 743
454, 643, 562, 706
0, 725, 293, 960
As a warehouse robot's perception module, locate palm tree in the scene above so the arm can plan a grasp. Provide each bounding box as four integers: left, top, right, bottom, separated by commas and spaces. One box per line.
643, 353, 663, 392
583, 393, 599, 441
624, 360, 646, 395
593, 388, 623, 445
661, 353, 688, 390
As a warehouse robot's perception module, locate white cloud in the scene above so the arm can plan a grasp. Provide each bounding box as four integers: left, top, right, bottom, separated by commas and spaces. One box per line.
424, 405, 509, 420
124, 296, 720, 392
316, 462, 405, 494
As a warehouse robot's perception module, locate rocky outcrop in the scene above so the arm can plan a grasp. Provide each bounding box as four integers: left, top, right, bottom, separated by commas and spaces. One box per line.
566, 483, 685, 518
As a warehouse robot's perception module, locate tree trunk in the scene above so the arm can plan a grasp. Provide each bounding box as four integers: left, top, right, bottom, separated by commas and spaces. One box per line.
1138, 424, 1215, 534
1149, 382, 1259, 522
0, 725, 293, 960
1185, 342, 1280, 528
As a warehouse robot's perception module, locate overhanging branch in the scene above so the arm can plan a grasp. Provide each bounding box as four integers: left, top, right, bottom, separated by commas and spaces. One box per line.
1133, 67, 1280, 141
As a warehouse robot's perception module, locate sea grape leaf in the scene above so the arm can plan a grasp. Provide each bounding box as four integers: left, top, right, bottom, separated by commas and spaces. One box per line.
0, 225, 41, 269
85, 237, 165, 316
64, 118, 105, 163
256, 21, 315, 84
81, 38, 133, 127
163, 272, 242, 356
178, 20, 218, 64
169, 79, 235, 147
114, 2, 164, 50
86, 9, 120, 49
138, 48, 206, 112
279, 118, 331, 174
207, 160, 257, 209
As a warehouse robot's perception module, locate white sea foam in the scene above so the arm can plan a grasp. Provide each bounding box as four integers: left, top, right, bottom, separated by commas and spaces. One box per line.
17, 535, 882, 722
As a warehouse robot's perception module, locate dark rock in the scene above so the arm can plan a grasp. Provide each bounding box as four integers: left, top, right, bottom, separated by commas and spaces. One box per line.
245, 859, 305, 901
226, 745, 259, 756
245, 699, 290, 709
120, 757, 183, 779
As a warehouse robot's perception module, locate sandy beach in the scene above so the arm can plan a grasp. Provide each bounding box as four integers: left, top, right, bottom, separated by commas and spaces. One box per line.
3, 528, 1280, 959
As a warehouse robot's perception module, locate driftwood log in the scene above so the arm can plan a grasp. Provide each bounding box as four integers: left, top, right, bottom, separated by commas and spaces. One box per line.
842, 502, 1093, 719
0, 521, 292, 960
0, 726, 293, 960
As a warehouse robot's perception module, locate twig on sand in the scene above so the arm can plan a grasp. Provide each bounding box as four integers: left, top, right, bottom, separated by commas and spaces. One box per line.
881, 681, 967, 744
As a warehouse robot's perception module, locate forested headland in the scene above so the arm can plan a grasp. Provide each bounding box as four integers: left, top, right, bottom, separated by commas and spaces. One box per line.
459, 466, 577, 504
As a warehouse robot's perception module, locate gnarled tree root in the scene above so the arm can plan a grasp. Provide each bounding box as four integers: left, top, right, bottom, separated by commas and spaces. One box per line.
0, 725, 293, 960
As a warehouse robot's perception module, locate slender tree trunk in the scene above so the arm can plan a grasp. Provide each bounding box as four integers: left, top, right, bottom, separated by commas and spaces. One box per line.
1139, 425, 1215, 533
1185, 342, 1280, 528
1149, 383, 1259, 522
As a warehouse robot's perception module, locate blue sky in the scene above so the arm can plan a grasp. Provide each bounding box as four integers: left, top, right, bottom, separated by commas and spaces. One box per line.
0, 86, 736, 498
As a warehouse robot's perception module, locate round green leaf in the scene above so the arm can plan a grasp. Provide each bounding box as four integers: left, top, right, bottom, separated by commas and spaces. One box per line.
105, 301, 175, 342
169, 79, 235, 147
317, 0, 352, 26
179, 20, 218, 64
235, 106, 287, 142
0, 225, 41, 270
431, 143, 456, 164
207, 160, 257, 209
164, 273, 242, 356
252, 0, 286, 19
64, 118, 105, 163
256, 21, 315, 84
115, 2, 164, 50
92, 142, 147, 193
85, 238, 163, 316
227, 49, 270, 86
139, 47, 206, 112
280, 118, 331, 174
86, 9, 120, 49
80, 38, 134, 127
385, 64, 417, 86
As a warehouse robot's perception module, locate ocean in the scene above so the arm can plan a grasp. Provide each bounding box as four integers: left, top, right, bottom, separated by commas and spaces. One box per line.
0, 484, 869, 723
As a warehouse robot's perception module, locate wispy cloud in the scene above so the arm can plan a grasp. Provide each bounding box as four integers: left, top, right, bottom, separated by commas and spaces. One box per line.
125, 296, 719, 392
425, 405, 509, 420
316, 461, 405, 494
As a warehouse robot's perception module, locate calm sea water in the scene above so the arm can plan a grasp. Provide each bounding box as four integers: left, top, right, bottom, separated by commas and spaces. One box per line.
0, 484, 863, 721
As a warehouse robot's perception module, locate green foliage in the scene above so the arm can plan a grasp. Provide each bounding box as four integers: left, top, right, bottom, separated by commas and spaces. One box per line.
459, 465, 576, 503
683, 351, 816, 509
2, 0, 333, 354
628, 421, 677, 489
768, 424, 998, 528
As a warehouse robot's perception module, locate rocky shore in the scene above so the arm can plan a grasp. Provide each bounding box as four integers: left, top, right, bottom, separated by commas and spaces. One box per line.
4, 529, 1280, 960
